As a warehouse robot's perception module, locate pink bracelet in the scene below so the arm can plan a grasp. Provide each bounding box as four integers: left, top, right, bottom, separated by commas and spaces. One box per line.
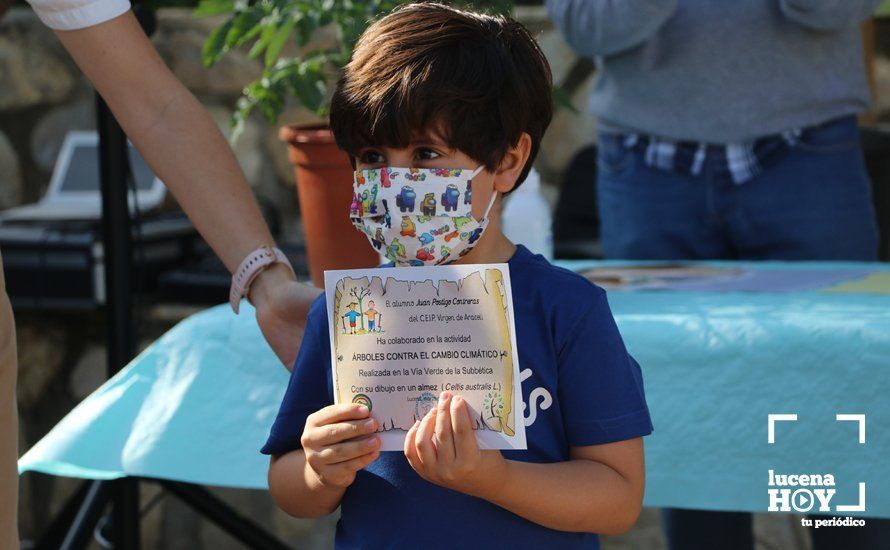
229, 245, 295, 314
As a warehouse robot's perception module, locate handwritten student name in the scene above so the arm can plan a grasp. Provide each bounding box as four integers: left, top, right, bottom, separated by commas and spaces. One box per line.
387, 297, 481, 308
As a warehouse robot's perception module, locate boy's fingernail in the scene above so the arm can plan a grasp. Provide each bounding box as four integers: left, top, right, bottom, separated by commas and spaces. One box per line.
365, 419, 376, 429
357, 405, 369, 415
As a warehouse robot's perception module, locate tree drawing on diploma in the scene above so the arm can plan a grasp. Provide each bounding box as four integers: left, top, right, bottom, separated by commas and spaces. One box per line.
350, 285, 371, 332
481, 390, 506, 432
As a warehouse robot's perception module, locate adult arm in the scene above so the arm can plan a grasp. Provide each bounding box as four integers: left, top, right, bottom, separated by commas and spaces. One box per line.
778, 0, 882, 30
545, 0, 678, 57
52, 11, 321, 368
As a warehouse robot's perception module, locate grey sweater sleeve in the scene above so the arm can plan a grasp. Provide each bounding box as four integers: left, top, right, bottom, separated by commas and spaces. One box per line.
545, 0, 679, 57
778, 0, 882, 30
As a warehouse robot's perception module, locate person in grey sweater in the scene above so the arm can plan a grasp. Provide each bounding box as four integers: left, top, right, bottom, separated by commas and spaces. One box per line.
549, 0, 875, 142
547, 1, 886, 549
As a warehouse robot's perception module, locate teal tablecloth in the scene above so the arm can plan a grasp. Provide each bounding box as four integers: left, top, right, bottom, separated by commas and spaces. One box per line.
18, 261, 890, 517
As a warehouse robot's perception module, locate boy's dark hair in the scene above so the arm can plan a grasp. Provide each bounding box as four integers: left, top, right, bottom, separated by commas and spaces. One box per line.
329, 2, 553, 191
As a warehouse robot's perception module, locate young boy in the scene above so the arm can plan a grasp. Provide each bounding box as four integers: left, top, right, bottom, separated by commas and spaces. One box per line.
261, 3, 653, 548
363, 300, 379, 332
341, 302, 361, 334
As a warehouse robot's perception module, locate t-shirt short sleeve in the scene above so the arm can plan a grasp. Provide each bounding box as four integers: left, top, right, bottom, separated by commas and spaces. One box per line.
557, 288, 653, 447
27, 0, 130, 30
260, 295, 334, 456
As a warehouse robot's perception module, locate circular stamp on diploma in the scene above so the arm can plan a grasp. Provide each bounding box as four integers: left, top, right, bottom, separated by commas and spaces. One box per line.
352, 393, 373, 412
413, 391, 438, 419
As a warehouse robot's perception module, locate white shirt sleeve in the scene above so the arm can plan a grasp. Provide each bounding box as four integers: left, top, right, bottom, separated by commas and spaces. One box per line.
27, 0, 131, 30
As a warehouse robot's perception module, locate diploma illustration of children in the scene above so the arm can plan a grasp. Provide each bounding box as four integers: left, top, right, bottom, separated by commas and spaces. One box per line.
341, 302, 362, 334
364, 301, 381, 332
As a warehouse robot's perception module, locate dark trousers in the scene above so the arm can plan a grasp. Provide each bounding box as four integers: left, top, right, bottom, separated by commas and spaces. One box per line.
596, 116, 879, 261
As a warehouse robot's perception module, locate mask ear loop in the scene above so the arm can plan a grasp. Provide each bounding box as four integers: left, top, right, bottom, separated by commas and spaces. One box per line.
469, 165, 497, 222
480, 189, 498, 222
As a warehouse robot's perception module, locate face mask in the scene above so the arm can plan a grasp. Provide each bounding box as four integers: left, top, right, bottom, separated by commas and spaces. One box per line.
350, 165, 497, 266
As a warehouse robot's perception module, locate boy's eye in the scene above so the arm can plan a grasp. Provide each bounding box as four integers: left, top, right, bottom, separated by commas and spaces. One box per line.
360, 150, 385, 164
416, 148, 441, 161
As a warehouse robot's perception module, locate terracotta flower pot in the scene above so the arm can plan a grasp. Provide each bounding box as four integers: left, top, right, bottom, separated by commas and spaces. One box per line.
279, 124, 378, 287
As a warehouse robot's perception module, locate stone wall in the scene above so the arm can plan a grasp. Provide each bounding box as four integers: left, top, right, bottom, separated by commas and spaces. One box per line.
0, 8, 312, 239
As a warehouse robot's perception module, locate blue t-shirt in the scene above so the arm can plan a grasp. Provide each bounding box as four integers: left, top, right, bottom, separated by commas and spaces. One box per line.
261, 244, 654, 549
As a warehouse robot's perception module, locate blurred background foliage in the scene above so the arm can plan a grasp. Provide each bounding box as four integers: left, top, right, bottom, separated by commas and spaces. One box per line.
191, 0, 518, 139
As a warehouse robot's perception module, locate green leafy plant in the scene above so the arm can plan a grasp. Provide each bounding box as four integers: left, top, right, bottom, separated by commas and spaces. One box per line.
195, 0, 513, 139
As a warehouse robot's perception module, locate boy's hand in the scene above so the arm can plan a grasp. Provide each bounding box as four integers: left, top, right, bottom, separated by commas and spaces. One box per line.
301, 404, 381, 489
404, 391, 507, 499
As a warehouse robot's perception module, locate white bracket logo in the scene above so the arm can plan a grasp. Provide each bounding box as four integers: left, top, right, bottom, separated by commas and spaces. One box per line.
836, 413, 866, 444
767, 413, 867, 513
768, 413, 798, 444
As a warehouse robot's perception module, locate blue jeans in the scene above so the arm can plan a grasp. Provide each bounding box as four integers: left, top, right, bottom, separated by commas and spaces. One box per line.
597, 115, 879, 262
596, 115, 884, 550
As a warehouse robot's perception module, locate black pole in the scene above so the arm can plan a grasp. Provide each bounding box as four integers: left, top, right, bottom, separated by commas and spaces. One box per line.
158, 481, 290, 550
96, 93, 136, 374
34, 479, 97, 550
52, 58, 143, 550
96, 87, 141, 550
111, 477, 141, 548
58, 480, 114, 550
92, 7, 159, 548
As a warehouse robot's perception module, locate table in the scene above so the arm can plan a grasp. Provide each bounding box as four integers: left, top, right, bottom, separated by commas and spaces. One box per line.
19, 261, 890, 518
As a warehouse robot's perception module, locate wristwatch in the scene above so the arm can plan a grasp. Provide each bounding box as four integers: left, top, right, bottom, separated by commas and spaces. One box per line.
229, 245, 295, 314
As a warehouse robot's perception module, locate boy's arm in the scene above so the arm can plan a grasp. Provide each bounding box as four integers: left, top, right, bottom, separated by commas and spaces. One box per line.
268, 450, 347, 518
405, 394, 645, 535
486, 440, 644, 534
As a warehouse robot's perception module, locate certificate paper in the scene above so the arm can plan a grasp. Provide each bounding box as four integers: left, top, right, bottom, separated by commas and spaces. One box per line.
324, 264, 526, 451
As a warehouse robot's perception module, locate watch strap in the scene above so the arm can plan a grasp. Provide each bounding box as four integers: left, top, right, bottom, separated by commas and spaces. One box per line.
229, 245, 294, 314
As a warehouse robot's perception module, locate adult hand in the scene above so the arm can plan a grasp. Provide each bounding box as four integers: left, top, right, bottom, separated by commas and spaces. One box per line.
301, 403, 381, 489
404, 391, 507, 499
249, 264, 323, 369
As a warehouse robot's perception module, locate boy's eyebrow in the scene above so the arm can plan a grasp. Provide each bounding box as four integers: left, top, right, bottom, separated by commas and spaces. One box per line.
410, 126, 450, 148
354, 137, 450, 151
410, 135, 451, 149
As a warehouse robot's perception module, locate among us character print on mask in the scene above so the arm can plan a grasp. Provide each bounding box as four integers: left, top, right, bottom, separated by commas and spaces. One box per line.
350, 165, 497, 266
